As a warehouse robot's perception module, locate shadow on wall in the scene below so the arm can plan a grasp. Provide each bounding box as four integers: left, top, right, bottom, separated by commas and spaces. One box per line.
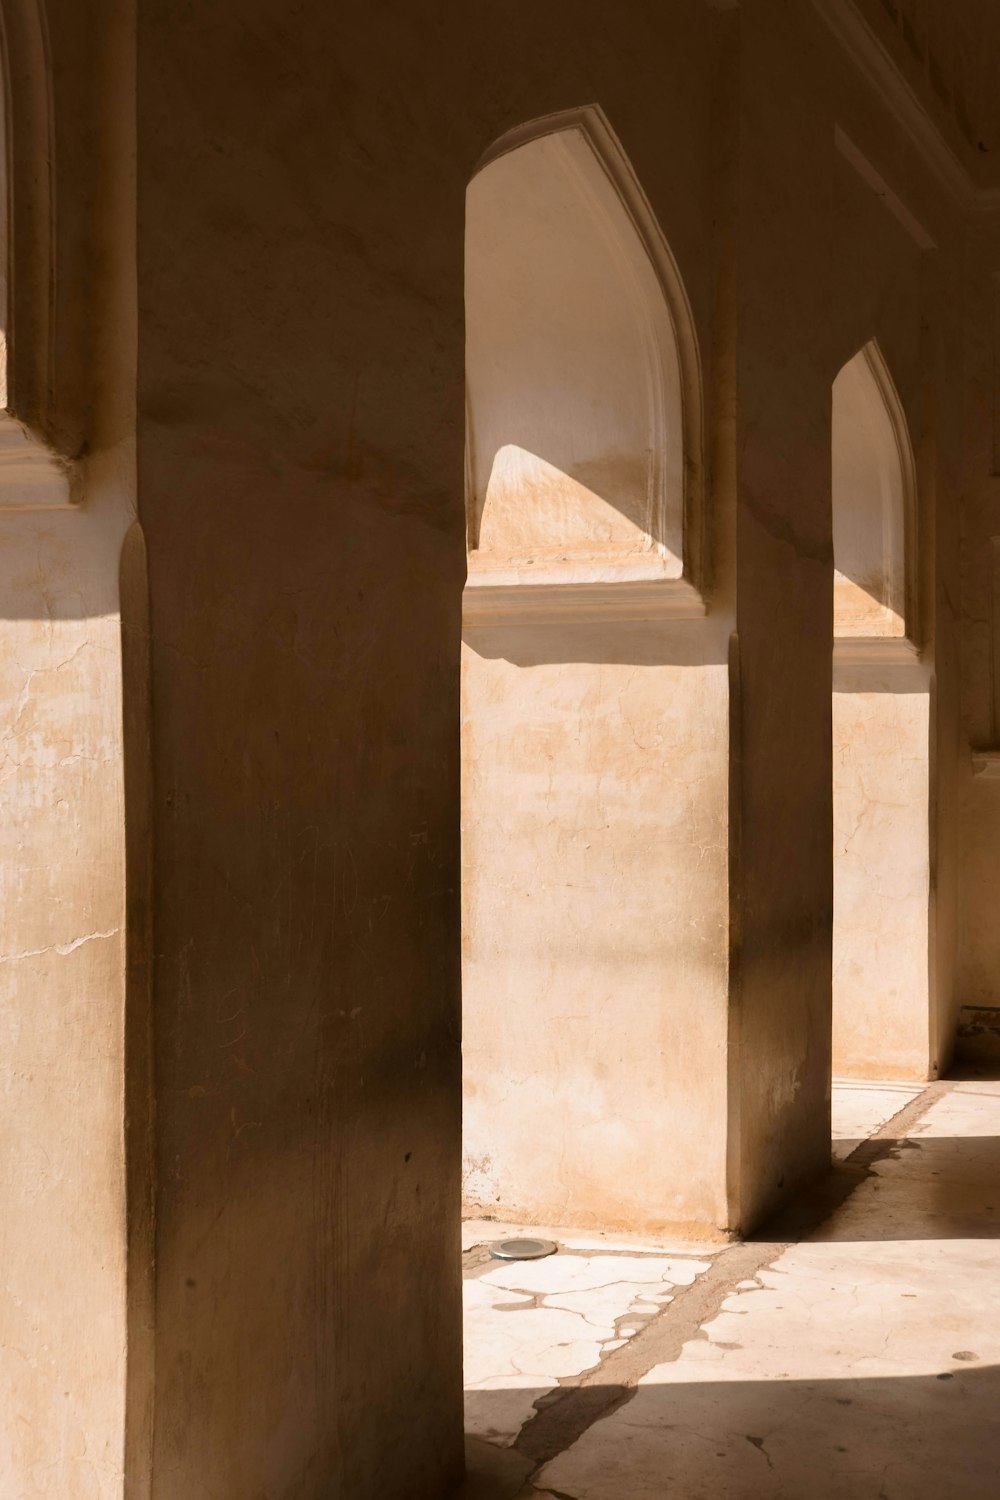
0, 498, 125, 619
461, 1364, 1000, 1499
463, 615, 731, 668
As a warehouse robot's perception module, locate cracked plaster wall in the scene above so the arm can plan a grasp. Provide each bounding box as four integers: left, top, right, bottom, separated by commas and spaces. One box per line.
0, 1, 136, 1494
0, 466, 134, 1500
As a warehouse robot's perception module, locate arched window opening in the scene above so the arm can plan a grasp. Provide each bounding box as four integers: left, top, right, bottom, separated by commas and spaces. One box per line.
832, 341, 915, 640
464, 106, 703, 617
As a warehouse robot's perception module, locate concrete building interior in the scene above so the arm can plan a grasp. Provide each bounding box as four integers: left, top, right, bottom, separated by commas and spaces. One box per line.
4, 0, 1000, 1495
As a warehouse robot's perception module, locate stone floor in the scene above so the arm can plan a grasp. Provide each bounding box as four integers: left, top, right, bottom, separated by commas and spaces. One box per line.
460, 1074, 1000, 1499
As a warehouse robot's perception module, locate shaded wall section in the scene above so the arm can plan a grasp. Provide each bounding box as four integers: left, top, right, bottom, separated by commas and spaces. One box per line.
136, 4, 468, 1497
957, 211, 1000, 1022
731, 3, 838, 1225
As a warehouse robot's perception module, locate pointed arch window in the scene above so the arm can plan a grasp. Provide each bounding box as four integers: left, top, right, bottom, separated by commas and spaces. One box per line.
832, 341, 916, 642
464, 107, 703, 622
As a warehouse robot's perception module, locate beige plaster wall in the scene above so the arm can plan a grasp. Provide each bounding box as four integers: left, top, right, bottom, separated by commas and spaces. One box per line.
0, 468, 134, 1500
832, 678, 931, 1078
136, 4, 474, 1496
462, 630, 730, 1235
0, 2, 136, 1494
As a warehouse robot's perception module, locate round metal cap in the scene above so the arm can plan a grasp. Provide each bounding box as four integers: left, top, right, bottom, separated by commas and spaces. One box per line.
489, 1237, 558, 1262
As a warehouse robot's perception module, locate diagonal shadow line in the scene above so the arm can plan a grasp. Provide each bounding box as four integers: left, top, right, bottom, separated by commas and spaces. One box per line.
502, 1081, 953, 1471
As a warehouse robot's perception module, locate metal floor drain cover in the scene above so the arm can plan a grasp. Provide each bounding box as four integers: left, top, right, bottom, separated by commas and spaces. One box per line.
489, 1237, 558, 1262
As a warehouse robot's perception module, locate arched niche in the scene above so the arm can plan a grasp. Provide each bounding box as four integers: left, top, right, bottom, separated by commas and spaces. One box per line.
464, 106, 703, 622
0, 0, 72, 506
832, 341, 916, 641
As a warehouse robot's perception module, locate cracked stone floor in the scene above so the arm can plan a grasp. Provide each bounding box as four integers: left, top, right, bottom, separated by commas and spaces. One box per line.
459, 1074, 1000, 1499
